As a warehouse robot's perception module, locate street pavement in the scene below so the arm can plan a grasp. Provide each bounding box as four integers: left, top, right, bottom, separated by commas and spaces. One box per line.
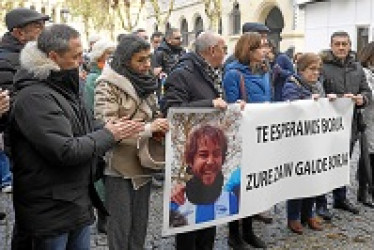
1, 145, 374, 249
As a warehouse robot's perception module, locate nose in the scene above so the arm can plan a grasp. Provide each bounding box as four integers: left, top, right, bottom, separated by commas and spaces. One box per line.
206, 154, 215, 165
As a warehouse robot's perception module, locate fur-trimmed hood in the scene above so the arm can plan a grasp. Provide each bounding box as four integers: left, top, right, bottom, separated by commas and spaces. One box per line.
96, 64, 140, 102
19, 41, 60, 80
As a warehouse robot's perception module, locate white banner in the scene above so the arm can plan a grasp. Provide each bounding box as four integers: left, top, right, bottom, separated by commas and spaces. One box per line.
163, 98, 354, 236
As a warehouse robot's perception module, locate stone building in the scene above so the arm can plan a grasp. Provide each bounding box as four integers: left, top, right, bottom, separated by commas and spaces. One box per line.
0, 0, 148, 48
145, 0, 305, 54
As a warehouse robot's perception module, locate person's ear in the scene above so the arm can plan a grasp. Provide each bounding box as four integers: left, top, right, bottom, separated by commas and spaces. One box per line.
11, 28, 25, 41
48, 51, 59, 63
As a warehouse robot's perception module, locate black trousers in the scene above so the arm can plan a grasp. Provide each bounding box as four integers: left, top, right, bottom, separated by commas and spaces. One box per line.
176, 226, 216, 250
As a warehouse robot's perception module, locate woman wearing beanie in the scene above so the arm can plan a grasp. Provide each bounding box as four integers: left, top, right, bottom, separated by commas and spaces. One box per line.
94, 35, 169, 249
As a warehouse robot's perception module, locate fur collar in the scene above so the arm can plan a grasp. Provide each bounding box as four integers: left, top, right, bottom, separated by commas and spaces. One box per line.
19, 41, 60, 80
97, 64, 139, 102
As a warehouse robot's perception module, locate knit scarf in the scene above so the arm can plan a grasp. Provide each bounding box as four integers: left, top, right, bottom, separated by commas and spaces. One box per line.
195, 53, 224, 98
115, 66, 158, 99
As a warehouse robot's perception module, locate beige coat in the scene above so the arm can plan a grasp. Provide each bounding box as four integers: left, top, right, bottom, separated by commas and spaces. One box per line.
94, 65, 157, 189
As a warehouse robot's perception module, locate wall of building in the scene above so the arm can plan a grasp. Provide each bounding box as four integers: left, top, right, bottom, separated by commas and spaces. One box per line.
303, 0, 374, 53
145, 0, 305, 55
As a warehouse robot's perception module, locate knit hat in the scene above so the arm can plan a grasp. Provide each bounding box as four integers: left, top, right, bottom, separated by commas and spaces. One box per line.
5, 8, 49, 31
242, 22, 270, 34
89, 40, 116, 63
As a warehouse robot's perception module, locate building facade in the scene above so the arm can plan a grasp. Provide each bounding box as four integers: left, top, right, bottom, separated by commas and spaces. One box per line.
299, 0, 374, 53
0, 0, 148, 48
145, 0, 305, 54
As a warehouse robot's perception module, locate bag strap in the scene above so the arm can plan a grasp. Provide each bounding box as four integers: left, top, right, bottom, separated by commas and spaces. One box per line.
235, 70, 248, 102
288, 76, 301, 86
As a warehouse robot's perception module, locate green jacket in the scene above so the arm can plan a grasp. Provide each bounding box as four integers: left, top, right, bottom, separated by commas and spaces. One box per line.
84, 63, 102, 111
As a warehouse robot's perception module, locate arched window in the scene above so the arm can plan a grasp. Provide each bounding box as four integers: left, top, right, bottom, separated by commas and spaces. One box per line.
51, 8, 56, 22
165, 22, 171, 33
265, 7, 284, 52
154, 23, 158, 32
194, 16, 204, 38
230, 2, 241, 35
180, 18, 188, 46
41, 7, 46, 15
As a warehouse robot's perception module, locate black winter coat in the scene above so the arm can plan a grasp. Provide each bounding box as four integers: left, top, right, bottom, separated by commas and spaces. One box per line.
322, 50, 372, 143
0, 32, 23, 91
152, 40, 185, 75
10, 63, 115, 236
161, 52, 220, 115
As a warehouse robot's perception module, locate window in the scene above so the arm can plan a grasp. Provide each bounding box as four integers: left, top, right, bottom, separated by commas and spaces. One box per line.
230, 2, 241, 35
357, 27, 369, 53
181, 19, 188, 47
165, 22, 171, 33
194, 16, 204, 38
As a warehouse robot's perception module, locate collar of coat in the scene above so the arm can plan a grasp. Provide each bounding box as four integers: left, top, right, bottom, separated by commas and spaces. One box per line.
97, 64, 141, 103
19, 41, 60, 80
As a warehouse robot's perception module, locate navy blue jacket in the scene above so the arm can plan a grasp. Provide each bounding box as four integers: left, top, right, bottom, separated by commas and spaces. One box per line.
273, 53, 295, 102
282, 75, 313, 101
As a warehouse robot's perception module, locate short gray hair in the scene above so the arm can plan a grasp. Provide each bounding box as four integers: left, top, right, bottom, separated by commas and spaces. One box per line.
37, 24, 80, 55
194, 31, 221, 53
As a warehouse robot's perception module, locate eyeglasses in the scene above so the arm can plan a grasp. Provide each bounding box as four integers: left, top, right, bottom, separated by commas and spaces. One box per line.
306, 66, 321, 72
333, 41, 349, 47
213, 44, 228, 54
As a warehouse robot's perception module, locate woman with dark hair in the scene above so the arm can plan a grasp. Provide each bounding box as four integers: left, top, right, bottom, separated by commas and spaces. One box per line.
94, 35, 169, 249
357, 41, 374, 207
222, 32, 271, 249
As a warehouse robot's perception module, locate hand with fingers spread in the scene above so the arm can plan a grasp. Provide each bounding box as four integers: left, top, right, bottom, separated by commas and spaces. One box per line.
105, 117, 144, 142
0, 89, 10, 117
150, 118, 169, 134
171, 183, 186, 205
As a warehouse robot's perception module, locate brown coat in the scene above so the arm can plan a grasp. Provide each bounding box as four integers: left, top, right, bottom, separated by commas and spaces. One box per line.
94, 65, 156, 189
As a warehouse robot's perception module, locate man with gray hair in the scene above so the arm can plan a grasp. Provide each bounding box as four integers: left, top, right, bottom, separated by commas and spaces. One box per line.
10, 24, 145, 249
161, 31, 228, 249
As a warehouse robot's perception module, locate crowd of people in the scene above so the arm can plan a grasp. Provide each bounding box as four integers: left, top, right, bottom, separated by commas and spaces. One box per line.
0, 6, 373, 250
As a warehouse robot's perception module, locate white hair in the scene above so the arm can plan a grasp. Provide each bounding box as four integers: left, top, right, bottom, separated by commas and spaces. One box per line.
194, 31, 222, 53
89, 39, 115, 63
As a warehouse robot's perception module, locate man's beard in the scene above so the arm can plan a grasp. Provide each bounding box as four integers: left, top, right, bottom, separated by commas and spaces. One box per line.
185, 170, 224, 205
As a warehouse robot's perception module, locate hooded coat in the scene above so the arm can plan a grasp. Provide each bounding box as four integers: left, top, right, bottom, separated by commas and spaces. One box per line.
94, 65, 157, 189
10, 42, 116, 237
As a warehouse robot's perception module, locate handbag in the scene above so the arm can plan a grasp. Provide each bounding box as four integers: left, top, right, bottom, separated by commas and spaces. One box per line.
137, 97, 166, 171
138, 135, 165, 171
